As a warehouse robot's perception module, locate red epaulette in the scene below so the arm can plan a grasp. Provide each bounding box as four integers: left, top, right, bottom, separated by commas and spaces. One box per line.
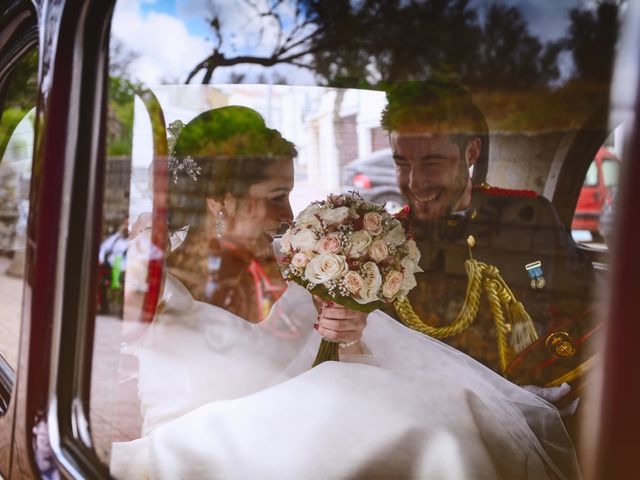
474, 183, 538, 198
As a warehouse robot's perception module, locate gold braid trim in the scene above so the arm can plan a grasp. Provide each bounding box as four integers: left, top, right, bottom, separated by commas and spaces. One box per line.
394, 259, 537, 375
394, 259, 483, 338
484, 277, 511, 373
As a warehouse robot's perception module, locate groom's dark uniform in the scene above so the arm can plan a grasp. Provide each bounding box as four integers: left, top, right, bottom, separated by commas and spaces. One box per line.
402, 184, 596, 384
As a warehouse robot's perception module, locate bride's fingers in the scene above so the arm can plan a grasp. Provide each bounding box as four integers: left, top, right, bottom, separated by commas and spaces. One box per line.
320, 305, 367, 321
317, 317, 366, 333
316, 325, 361, 342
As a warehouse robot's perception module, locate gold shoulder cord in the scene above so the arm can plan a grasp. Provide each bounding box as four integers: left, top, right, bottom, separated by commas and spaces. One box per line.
394, 236, 538, 374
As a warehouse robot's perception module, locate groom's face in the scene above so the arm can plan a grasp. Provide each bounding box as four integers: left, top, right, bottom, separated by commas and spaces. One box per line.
390, 131, 477, 223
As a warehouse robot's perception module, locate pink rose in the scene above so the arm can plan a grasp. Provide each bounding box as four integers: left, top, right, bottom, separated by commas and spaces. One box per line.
368, 239, 388, 262
382, 270, 404, 299
317, 233, 342, 254
344, 271, 364, 295
291, 252, 310, 268
363, 212, 383, 235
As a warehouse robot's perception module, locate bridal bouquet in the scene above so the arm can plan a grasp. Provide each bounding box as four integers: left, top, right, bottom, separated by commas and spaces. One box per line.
279, 192, 422, 366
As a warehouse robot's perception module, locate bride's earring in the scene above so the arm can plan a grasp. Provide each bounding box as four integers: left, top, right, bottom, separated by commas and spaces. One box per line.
215, 210, 225, 238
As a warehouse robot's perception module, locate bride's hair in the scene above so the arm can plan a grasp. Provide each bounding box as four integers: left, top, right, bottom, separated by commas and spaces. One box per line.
169, 106, 297, 231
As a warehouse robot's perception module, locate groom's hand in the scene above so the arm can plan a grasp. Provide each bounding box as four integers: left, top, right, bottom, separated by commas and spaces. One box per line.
521, 383, 579, 417
314, 298, 368, 344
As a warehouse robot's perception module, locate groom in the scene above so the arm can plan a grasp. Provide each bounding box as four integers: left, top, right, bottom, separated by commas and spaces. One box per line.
381, 81, 596, 388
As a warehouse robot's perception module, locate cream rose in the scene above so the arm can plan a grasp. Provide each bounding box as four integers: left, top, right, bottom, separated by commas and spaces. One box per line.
317, 233, 342, 254
355, 262, 382, 303
319, 206, 349, 224
363, 211, 383, 235
356, 286, 380, 304
290, 229, 317, 254
368, 239, 389, 262
382, 270, 404, 299
361, 261, 382, 290
344, 271, 364, 295
384, 222, 405, 247
346, 230, 372, 257
291, 252, 310, 268
304, 253, 348, 284
296, 204, 323, 229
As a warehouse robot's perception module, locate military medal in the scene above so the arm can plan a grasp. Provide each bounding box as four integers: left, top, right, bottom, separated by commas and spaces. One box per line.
525, 260, 546, 289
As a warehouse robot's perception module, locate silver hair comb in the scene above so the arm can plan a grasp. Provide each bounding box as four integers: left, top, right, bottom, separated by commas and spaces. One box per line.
167, 120, 202, 183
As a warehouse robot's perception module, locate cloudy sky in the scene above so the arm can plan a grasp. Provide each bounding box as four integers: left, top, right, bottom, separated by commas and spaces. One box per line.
111, 0, 597, 86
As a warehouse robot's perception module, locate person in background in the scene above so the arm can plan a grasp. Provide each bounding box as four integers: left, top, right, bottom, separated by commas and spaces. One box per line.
98, 217, 128, 316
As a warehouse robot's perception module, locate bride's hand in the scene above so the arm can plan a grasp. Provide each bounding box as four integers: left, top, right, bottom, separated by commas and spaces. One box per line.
314, 299, 368, 349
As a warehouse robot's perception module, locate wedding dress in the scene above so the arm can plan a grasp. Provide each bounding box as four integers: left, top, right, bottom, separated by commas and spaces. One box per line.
110, 274, 580, 480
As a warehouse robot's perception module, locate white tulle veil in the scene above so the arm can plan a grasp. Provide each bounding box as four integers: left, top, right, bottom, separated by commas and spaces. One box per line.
110, 274, 580, 480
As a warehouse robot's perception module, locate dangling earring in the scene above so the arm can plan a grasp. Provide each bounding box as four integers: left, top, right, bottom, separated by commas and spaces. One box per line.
215, 210, 225, 238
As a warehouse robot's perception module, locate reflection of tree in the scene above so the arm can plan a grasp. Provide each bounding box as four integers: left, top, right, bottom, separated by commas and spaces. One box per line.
564, 0, 620, 84
0, 48, 38, 160
186, 0, 568, 90
185, 0, 624, 92
186, 0, 323, 84
107, 39, 141, 156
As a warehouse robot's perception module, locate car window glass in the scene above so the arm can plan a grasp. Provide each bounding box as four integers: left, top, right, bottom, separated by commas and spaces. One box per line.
602, 159, 620, 187
88, 1, 626, 477
0, 48, 37, 378
583, 160, 598, 186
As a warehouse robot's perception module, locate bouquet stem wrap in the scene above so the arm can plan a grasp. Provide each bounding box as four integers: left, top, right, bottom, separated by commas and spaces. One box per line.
312, 339, 340, 367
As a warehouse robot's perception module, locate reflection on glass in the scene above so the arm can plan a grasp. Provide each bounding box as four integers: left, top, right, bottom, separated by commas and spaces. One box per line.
90, 0, 629, 476
0, 47, 37, 372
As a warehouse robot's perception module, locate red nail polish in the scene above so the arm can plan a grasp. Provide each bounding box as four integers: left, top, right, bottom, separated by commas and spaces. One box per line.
313, 323, 319, 330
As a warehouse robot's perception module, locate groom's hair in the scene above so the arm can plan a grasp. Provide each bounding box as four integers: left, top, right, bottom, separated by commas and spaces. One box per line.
381, 81, 489, 182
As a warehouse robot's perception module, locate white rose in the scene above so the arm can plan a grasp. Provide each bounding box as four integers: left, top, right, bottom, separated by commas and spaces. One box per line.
382, 270, 404, 299
290, 229, 317, 254
368, 239, 389, 262
406, 239, 421, 264
363, 212, 383, 235
296, 204, 323, 229
317, 233, 342, 254
385, 222, 405, 247
291, 252, 310, 268
399, 256, 422, 297
399, 270, 417, 297
319, 206, 350, 224
280, 230, 293, 253
346, 230, 372, 257
344, 271, 364, 295
304, 253, 349, 284
401, 255, 423, 274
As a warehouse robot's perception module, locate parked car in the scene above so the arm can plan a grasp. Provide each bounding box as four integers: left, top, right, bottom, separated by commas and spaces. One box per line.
572, 146, 621, 239
342, 149, 406, 212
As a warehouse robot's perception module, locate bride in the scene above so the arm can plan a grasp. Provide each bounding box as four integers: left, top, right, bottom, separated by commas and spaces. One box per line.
111, 107, 580, 479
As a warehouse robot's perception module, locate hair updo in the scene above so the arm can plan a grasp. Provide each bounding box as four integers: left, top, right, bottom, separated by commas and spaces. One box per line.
169, 105, 297, 231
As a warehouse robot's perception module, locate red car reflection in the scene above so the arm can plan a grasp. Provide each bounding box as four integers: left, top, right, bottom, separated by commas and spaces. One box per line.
572, 146, 620, 239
